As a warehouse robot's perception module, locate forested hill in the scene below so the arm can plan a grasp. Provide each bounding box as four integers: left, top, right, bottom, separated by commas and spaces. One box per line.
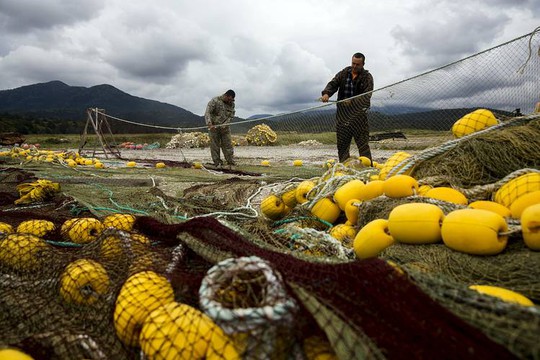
0, 81, 204, 134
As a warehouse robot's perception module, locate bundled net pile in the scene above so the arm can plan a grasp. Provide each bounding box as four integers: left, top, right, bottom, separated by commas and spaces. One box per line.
1, 30, 540, 360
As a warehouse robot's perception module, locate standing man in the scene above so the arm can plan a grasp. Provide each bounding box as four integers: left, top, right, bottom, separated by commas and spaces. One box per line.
321, 52, 374, 163
205, 89, 236, 167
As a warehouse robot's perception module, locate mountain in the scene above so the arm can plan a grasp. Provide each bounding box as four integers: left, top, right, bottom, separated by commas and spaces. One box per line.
0, 81, 204, 134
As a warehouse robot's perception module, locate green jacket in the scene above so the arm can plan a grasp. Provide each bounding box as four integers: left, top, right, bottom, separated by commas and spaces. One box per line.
205, 95, 235, 126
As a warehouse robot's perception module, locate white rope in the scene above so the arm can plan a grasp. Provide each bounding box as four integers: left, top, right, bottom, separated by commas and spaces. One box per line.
517, 26, 540, 74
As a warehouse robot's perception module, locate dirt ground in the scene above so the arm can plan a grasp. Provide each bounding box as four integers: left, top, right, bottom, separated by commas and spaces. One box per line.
118, 144, 405, 166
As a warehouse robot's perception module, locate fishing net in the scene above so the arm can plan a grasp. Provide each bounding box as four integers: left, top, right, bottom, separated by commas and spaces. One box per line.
1, 29, 540, 360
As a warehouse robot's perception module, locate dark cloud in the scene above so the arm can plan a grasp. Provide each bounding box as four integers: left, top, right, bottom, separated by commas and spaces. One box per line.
0, 0, 105, 32
391, 8, 509, 72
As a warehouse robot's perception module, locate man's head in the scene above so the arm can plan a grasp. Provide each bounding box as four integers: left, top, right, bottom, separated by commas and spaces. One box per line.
223, 89, 235, 105
351, 53, 365, 74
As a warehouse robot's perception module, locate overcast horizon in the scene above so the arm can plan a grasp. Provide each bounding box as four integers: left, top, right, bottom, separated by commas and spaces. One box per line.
1, 0, 539, 119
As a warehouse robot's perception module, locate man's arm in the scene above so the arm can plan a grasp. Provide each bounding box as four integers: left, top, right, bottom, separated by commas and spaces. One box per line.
204, 99, 216, 127
321, 68, 345, 100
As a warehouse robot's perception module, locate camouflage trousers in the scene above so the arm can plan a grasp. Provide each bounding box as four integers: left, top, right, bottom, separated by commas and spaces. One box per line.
209, 126, 235, 165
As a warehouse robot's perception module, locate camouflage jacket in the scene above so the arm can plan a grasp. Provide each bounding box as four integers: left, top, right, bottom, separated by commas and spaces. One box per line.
322, 67, 374, 109
204, 95, 235, 126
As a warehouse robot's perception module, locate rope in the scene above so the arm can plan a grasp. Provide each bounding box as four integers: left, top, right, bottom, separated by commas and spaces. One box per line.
517, 26, 540, 74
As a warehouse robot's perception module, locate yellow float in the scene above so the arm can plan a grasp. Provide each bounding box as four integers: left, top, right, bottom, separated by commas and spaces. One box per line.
281, 188, 298, 209
60, 259, 110, 305
139, 302, 239, 360
378, 151, 411, 180
329, 223, 357, 245
388, 203, 445, 244
310, 198, 341, 224
358, 180, 385, 201
494, 172, 540, 208
0, 222, 14, 234
521, 203, 540, 251
469, 285, 534, 307
102, 213, 137, 231
468, 200, 511, 218
114, 271, 175, 347
295, 180, 316, 204
510, 190, 540, 218
441, 209, 508, 255
353, 219, 395, 259
424, 187, 468, 205
344, 199, 361, 226
383, 174, 419, 198
260, 194, 287, 220
17, 219, 55, 238
333, 179, 365, 210
451, 109, 498, 138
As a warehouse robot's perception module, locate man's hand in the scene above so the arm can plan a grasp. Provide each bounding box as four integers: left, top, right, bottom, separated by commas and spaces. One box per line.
320, 94, 330, 103
208, 124, 215, 131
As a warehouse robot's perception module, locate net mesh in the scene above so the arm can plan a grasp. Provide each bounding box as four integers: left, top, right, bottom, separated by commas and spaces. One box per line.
1, 29, 540, 360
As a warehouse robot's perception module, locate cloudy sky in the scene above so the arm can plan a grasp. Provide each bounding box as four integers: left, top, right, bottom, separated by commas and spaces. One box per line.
0, 0, 539, 118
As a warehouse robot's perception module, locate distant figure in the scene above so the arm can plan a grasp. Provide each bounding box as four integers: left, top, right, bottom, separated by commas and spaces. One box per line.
204, 89, 236, 167
320, 52, 374, 163
535, 101, 540, 113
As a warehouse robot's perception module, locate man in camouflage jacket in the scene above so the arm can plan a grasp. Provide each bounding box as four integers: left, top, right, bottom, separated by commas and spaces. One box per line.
321, 53, 374, 163
204, 89, 236, 167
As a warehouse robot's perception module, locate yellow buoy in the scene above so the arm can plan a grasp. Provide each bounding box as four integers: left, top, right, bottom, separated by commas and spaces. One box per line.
126, 161, 137, 167
358, 180, 385, 201
451, 109, 498, 138
344, 198, 361, 226
329, 223, 357, 245
378, 151, 411, 180
0, 348, 34, 360
388, 203, 445, 244
521, 203, 540, 251
333, 179, 365, 210
281, 188, 298, 209
295, 180, 316, 204
293, 159, 303, 166
358, 156, 372, 167
441, 209, 508, 255
193, 161, 203, 169
310, 198, 341, 224
417, 184, 433, 196
468, 200, 511, 218
510, 190, 540, 218
494, 172, 540, 208
260, 194, 287, 220
353, 219, 395, 259
469, 285, 534, 307
424, 187, 468, 205
155, 162, 166, 168
0, 222, 14, 234
383, 174, 418, 198
261, 160, 270, 167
